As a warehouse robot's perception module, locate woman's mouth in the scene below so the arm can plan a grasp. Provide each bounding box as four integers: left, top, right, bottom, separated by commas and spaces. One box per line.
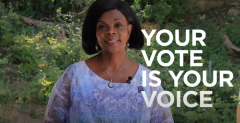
107, 40, 118, 43
105, 40, 120, 45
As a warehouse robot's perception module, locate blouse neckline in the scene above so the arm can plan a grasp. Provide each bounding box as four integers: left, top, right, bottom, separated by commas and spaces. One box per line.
83, 60, 141, 84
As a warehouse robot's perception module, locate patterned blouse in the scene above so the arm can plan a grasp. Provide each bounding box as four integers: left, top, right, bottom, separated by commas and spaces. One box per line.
44, 60, 174, 123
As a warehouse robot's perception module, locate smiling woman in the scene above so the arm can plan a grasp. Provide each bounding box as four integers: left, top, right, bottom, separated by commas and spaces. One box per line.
44, 0, 174, 123
96, 9, 132, 54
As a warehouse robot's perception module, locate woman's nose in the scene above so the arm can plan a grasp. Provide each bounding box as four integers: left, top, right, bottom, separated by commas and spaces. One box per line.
106, 26, 116, 35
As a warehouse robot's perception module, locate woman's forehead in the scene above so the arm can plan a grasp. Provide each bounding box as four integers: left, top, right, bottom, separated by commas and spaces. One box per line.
98, 9, 127, 23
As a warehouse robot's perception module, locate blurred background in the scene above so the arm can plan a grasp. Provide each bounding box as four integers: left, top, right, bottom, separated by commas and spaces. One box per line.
0, 0, 240, 122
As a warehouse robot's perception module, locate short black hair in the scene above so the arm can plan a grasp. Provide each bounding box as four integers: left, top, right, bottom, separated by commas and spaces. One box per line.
82, 0, 144, 55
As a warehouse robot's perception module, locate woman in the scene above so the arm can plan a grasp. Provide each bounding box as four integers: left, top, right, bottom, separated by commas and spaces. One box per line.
44, 0, 174, 122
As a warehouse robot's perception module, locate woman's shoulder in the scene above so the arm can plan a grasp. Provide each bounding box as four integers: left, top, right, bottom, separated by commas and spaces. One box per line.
126, 57, 151, 73
63, 60, 87, 74
137, 63, 151, 74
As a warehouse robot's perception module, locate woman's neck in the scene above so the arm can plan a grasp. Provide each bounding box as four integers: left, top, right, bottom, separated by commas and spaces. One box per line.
99, 51, 127, 70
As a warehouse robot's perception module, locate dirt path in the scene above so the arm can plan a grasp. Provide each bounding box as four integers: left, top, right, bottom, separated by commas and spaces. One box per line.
0, 102, 45, 123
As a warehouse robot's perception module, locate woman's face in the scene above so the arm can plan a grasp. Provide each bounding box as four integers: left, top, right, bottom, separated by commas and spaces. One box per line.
96, 9, 132, 54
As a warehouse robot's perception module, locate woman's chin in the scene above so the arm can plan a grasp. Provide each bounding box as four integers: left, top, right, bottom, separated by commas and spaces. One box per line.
101, 48, 124, 54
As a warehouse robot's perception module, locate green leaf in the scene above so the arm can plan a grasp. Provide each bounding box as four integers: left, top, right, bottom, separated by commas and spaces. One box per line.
0, 58, 8, 64
184, 111, 203, 121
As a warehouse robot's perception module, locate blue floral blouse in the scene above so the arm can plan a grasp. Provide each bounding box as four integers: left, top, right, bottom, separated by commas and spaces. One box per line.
44, 60, 174, 123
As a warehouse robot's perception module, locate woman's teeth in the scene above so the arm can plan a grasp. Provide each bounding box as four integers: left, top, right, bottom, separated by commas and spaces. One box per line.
107, 40, 117, 43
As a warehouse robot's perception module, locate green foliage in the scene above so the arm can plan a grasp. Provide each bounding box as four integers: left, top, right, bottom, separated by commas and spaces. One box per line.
144, 1, 172, 24
131, 3, 144, 22
224, 14, 235, 23
0, 113, 7, 123
1, 0, 94, 20
10, 25, 89, 104
28, 107, 38, 118
0, 3, 24, 46
0, 76, 13, 103
222, 23, 240, 48
132, 0, 192, 24
0, 4, 90, 104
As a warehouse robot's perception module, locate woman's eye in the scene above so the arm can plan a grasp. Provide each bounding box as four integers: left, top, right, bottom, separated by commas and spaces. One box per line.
115, 23, 123, 28
98, 25, 106, 29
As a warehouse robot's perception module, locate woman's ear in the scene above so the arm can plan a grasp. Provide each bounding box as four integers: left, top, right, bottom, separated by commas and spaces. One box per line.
127, 24, 132, 37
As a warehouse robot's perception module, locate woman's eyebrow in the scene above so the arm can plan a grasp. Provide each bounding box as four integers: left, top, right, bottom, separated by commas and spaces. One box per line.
97, 20, 105, 23
114, 18, 123, 21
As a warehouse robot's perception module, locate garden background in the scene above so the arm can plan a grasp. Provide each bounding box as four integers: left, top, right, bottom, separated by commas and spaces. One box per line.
0, 0, 240, 122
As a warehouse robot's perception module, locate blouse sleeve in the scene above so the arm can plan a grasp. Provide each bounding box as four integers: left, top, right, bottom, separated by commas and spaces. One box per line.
44, 66, 73, 123
150, 82, 174, 123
